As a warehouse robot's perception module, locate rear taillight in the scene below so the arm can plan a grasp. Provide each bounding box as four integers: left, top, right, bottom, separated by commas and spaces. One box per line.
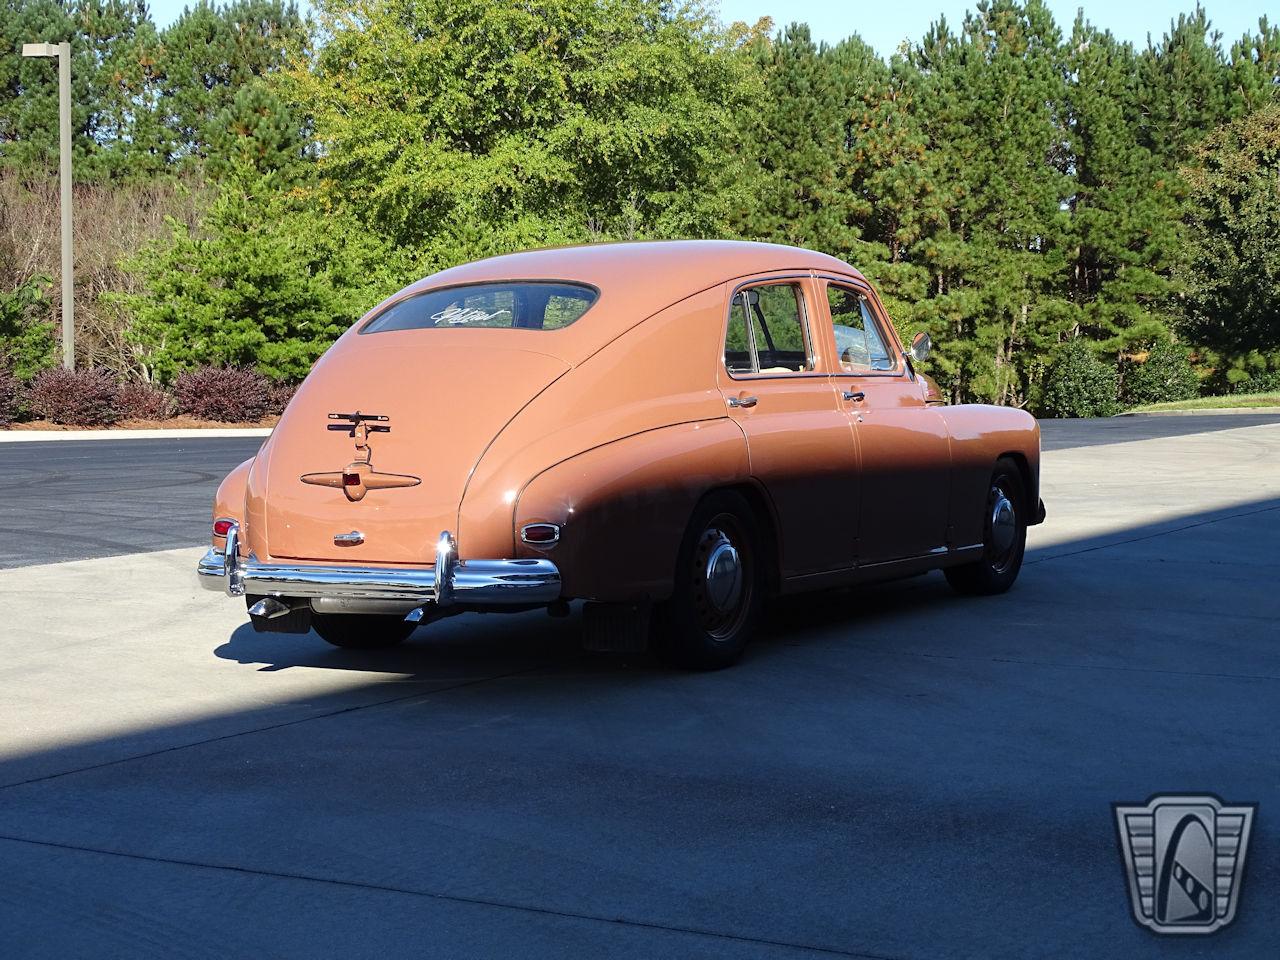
212, 518, 235, 537
520, 522, 561, 546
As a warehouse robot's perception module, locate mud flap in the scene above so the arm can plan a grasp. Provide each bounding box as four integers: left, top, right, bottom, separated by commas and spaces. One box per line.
582, 601, 651, 654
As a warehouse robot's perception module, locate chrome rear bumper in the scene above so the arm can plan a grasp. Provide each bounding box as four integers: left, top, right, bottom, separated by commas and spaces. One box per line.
197, 524, 560, 608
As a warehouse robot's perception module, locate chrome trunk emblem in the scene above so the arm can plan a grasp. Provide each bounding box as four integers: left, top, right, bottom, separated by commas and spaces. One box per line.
301, 412, 420, 502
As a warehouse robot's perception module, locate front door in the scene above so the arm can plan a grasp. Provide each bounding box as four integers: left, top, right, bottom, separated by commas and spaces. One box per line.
716, 277, 860, 578
820, 279, 951, 564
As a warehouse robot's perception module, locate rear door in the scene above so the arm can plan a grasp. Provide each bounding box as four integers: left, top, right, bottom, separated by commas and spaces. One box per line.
716, 276, 860, 578
819, 278, 951, 563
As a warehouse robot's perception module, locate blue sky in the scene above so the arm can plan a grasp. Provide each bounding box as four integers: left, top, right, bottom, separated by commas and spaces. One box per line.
146, 0, 1271, 54
715, 1, 1271, 53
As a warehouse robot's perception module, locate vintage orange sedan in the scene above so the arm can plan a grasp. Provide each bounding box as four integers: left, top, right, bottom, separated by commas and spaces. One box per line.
199, 241, 1044, 668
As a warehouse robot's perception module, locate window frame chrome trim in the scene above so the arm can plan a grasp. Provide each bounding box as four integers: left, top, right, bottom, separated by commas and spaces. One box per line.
722, 274, 820, 381
813, 273, 910, 380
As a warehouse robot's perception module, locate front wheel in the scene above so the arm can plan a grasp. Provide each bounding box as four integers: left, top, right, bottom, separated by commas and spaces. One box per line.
313, 613, 415, 649
945, 458, 1028, 596
654, 491, 763, 670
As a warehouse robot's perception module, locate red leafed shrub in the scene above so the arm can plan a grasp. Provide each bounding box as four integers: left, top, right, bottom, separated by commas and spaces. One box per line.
27, 367, 122, 426
117, 381, 175, 420
0, 364, 17, 427
266, 380, 297, 415
174, 365, 271, 422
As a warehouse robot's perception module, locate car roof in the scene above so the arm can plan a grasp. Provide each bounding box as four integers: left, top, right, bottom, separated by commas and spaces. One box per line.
353, 241, 868, 365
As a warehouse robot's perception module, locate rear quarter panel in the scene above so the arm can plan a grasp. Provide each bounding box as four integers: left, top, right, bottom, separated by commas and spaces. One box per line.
515, 420, 750, 602
937, 404, 1041, 548
459, 286, 733, 563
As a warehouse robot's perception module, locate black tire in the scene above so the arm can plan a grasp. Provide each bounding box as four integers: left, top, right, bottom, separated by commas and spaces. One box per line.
312, 613, 415, 649
654, 491, 764, 670
944, 457, 1028, 596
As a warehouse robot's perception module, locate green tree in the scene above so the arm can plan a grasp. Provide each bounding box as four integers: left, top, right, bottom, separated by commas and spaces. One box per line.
0, 274, 56, 380
738, 24, 881, 255
155, 0, 306, 166
286, 0, 757, 266
1227, 16, 1280, 114
0, 0, 166, 180
1064, 18, 1181, 355
121, 167, 408, 382
204, 79, 307, 179
904, 0, 1073, 405
1135, 8, 1234, 168
1177, 104, 1280, 381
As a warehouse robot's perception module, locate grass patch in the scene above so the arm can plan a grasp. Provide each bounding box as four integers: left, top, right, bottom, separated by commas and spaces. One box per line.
1125, 392, 1280, 413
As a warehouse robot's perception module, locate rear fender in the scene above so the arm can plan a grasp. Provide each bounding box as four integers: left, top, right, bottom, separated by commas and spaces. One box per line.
513, 420, 750, 602
211, 457, 254, 548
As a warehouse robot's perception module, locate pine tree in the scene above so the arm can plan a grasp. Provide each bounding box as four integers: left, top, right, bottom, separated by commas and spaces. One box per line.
1064, 17, 1180, 356
155, 0, 305, 166
1177, 104, 1280, 379
906, 0, 1072, 405
738, 24, 880, 255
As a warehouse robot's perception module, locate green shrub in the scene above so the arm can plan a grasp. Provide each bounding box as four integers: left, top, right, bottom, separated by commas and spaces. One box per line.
1122, 341, 1200, 406
0, 277, 56, 381
1040, 338, 1120, 418
0, 363, 16, 427
1230, 371, 1280, 394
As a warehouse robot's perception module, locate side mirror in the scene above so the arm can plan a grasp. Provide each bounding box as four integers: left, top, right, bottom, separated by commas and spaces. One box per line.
908, 331, 931, 363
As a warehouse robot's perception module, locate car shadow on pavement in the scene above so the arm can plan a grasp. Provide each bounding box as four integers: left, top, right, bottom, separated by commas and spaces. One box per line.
2, 495, 1279, 959
213, 494, 1280, 678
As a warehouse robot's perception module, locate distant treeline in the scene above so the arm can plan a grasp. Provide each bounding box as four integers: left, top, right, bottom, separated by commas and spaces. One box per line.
1, 0, 1278, 415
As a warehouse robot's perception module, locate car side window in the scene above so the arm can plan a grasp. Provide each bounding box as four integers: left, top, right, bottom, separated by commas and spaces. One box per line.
724, 283, 814, 376
827, 285, 896, 373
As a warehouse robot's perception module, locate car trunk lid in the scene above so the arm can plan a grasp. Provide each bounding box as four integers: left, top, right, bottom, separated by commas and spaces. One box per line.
260, 339, 568, 564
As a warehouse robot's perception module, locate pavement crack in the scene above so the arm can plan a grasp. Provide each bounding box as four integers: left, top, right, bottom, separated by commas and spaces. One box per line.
0, 833, 902, 960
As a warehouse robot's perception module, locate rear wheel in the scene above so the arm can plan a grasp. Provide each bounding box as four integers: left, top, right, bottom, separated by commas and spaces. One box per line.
945, 458, 1027, 596
654, 491, 763, 670
313, 613, 415, 649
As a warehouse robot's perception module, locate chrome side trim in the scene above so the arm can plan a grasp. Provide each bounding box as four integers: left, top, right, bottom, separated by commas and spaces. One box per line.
196, 523, 560, 608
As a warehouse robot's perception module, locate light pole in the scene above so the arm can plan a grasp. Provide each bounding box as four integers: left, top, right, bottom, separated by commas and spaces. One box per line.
22, 41, 74, 371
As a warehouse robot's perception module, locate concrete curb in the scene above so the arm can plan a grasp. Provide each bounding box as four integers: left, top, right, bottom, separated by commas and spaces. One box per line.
1115, 407, 1280, 418
0, 428, 272, 442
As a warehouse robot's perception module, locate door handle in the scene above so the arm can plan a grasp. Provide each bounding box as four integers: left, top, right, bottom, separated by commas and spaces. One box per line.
842, 390, 865, 402
727, 395, 758, 409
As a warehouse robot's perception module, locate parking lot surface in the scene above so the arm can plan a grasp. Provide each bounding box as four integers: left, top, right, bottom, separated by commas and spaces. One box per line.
1, 415, 1278, 958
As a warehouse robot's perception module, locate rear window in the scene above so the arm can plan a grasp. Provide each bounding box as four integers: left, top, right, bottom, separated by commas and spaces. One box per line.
361, 282, 598, 334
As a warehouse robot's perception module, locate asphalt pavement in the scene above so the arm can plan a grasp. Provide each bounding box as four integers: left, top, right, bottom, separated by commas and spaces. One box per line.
0, 436, 263, 568
1, 415, 1278, 958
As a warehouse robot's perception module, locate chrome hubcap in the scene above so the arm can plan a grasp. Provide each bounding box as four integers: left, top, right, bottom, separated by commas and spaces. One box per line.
990, 492, 1016, 556
691, 515, 752, 640
703, 536, 743, 615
